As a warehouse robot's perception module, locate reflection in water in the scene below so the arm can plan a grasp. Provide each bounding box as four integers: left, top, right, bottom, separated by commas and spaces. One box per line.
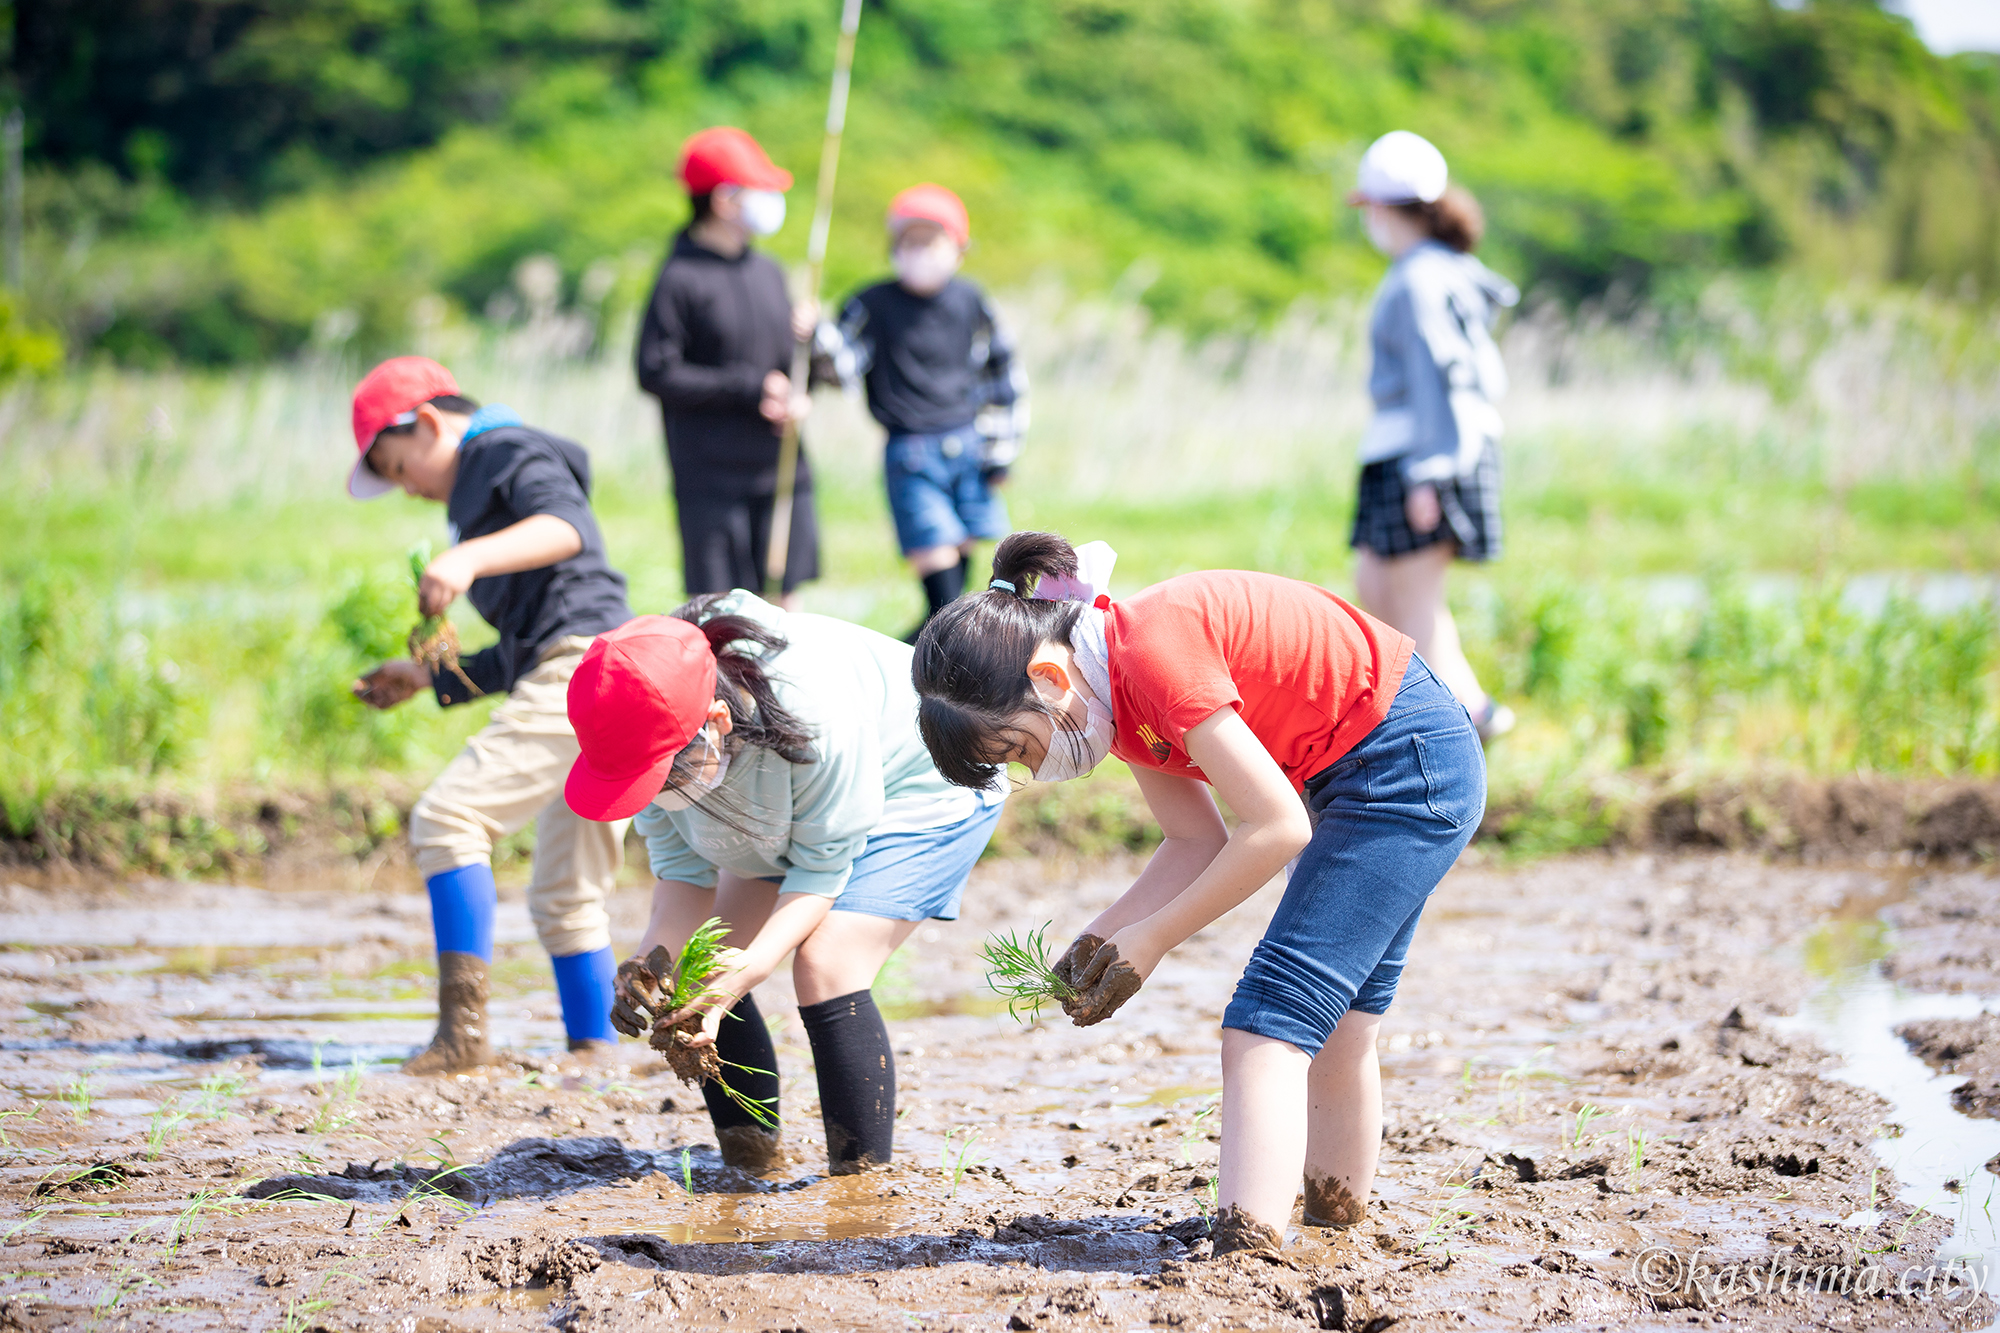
1776, 953, 2000, 1301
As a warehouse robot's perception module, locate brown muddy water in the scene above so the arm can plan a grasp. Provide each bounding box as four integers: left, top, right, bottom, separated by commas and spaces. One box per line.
0, 852, 1995, 1331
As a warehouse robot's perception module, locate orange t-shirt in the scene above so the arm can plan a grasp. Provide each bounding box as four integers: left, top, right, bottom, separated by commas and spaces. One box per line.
1104, 570, 1414, 792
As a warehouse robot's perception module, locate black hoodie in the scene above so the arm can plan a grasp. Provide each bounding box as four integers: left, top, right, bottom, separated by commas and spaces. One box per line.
635, 229, 813, 499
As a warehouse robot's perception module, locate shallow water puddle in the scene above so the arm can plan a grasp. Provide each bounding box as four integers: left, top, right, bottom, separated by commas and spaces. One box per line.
1776, 934, 2000, 1299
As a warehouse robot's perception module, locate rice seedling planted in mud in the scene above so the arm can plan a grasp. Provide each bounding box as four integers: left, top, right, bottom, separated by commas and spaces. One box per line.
939, 1128, 984, 1198
980, 924, 1079, 1021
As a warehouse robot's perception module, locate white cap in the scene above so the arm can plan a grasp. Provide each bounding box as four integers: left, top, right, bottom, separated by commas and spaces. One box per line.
1350, 130, 1448, 205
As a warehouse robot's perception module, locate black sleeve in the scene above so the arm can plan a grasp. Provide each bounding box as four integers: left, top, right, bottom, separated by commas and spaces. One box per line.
635, 268, 768, 409
495, 446, 600, 541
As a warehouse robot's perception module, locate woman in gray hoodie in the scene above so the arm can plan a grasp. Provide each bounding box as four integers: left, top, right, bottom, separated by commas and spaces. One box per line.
1346, 131, 1519, 740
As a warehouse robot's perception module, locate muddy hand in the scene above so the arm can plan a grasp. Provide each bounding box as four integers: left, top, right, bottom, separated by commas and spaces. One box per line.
1064, 939, 1144, 1027
1053, 933, 1105, 1002
610, 946, 673, 1038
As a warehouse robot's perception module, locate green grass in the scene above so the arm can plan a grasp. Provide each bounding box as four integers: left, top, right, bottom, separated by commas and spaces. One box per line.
3, 287, 1999, 860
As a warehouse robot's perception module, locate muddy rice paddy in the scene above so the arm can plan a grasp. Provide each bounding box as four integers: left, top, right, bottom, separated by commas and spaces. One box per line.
1, 849, 1996, 1331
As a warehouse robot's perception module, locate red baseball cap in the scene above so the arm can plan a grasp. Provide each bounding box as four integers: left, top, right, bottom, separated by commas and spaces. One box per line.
347, 356, 459, 500
566, 616, 720, 821
678, 127, 794, 195
888, 183, 970, 249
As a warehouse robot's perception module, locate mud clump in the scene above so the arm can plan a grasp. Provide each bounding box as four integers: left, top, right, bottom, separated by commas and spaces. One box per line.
1207, 1204, 1284, 1258
649, 1012, 721, 1087
1897, 1013, 2000, 1119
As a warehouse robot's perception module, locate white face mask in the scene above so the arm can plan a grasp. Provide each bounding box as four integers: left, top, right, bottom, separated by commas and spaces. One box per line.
736, 189, 787, 237
893, 237, 961, 295
653, 726, 731, 811
1033, 694, 1115, 784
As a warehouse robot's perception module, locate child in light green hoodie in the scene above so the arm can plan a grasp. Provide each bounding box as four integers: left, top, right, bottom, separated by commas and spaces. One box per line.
564, 591, 1004, 1175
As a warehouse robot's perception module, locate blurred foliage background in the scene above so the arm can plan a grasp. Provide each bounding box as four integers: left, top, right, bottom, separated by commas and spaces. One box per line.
4, 0, 2000, 364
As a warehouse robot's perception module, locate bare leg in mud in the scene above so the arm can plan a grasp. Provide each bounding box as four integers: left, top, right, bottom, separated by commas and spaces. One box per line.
1303, 1009, 1383, 1227
1214, 1029, 1312, 1254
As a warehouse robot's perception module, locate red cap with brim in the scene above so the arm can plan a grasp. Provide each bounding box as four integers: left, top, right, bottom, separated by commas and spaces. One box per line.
347, 356, 459, 500
679, 127, 794, 195
565, 616, 720, 821
887, 183, 970, 249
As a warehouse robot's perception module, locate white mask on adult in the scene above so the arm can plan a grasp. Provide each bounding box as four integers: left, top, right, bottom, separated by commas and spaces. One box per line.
653, 726, 731, 811
736, 189, 788, 237
1033, 694, 1115, 784
1364, 207, 1400, 256
893, 235, 961, 296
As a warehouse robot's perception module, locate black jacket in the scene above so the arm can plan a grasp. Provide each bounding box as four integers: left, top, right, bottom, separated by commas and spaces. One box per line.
635, 229, 813, 499
819, 277, 1025, 437
438, 423, 634, 706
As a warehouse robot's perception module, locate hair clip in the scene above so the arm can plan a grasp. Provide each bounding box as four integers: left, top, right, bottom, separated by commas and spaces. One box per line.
989, 578, 1017, 593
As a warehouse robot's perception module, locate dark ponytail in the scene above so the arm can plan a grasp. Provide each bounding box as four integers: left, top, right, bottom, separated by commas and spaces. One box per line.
666, 594, 816, 778
912, 531, 1089, 789
1393, 185, 1484, 253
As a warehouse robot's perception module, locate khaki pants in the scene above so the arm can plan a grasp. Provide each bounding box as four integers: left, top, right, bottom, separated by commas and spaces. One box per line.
409, 637, 626, 958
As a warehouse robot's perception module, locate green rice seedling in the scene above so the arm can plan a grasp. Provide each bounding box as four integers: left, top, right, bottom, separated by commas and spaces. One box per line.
405, 542, 481, 698
85, 1265, 156, 1332
1178, 1101, 1218, 1166
1415, 1184, 1479, 1251
189, 1069, 247, 1121
304, 1058, 365, 1135
161, 1188, 240, 1269
58, 1074, 93, 1123
679, 1147, 696, 1198
979, 924, 1079, 1021
278, 1297, 335, 1333
1565, 1103, 1606, 1149
0, 1106, 49, 1160
144, 1100, 190, 1160
2, 1207, 50, 1243
1626, 1127, 1647, 1188
939, 1127, 984, 1198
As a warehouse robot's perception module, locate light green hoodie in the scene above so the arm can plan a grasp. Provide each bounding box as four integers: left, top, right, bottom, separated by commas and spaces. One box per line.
632, 591, 994, 898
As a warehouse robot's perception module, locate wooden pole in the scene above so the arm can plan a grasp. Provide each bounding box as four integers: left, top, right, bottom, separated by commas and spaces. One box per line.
765, 0, 862, 598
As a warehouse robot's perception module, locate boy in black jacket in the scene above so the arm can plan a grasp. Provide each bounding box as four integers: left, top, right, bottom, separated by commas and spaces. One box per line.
348, 356, 634, 1074
636, 126, 817, 606
814, 183, 1027, 639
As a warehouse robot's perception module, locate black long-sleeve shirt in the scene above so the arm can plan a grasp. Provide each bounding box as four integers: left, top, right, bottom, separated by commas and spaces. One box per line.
814, 277, 1027, 443
635, 229, 812, 499
436, 421, 633, 706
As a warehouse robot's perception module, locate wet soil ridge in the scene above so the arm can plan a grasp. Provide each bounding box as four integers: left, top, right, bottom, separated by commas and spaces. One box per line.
1880, 868, 2000, 994
15, 773, 2000, 881
1898, 1014, 2000, 1119
245, 1137, 788, 1205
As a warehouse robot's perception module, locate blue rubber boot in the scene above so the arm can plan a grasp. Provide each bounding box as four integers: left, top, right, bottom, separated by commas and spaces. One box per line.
551, 946, 618, 1052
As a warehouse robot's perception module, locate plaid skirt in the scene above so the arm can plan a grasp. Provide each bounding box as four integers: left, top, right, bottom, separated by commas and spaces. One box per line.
1349, 441, 1502, 563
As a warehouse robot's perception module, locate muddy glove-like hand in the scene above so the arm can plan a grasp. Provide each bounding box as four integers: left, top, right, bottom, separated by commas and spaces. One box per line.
1052, 933, 1105, 996
609, 946, 673, 1038
1062, 937, 1146, 1027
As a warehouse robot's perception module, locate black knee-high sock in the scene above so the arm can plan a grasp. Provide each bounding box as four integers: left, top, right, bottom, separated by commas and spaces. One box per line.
799, 989, 895, 1173
920, 557, 967, 617
702, 993, 781, 1133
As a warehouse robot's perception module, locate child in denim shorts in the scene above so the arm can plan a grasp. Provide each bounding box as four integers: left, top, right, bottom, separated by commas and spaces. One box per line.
909, 531, 1487, 1257
813, 184, 1028, 641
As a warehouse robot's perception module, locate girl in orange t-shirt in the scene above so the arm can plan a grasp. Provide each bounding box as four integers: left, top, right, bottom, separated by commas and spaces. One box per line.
913, 532, 1486, 1254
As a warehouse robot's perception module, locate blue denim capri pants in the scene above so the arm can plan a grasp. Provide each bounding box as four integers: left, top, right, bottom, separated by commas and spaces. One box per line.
754, 800, 1006, 921
1220, 655, 1486, 1056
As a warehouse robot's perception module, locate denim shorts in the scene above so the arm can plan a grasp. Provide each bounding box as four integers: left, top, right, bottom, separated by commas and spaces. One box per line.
1220, 655, 1486, 1055
824, 799, 1005, 922
884, 427, 1010, 554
